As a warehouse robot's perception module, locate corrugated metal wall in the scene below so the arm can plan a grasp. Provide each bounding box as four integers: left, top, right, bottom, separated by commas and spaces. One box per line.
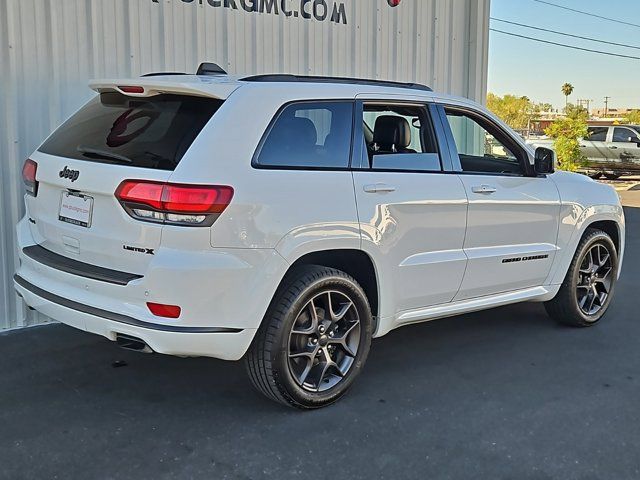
0, 0, 490, 329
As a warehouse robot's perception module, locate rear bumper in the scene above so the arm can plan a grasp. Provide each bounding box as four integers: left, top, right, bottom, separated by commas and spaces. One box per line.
14, 216, 289, 360
14, 274, 256, 360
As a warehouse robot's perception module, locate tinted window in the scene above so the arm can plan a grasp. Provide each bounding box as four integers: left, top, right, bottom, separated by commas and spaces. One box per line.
39, 93, 223, 170
587, 127, 608, 142
613, 127, 639, 143
444, 109, 523, 175
362, 104, 441, 172
256, 102, 353, 168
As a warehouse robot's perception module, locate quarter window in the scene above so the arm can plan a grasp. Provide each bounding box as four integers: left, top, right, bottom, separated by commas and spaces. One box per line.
255, 102, 353, 168
444, 109, 524, 175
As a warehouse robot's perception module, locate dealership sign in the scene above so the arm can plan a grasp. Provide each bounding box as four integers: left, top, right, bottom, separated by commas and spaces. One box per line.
151, 0, 349, 23
151, 0, 401, 25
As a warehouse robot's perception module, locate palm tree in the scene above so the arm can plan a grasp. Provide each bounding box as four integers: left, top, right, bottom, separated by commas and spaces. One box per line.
561, 83, 574, 108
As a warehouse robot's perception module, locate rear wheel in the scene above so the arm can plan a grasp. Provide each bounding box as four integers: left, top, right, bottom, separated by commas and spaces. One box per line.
604, 172, 621, 180
588, 172, 603, 179
545, 228, 618, 327
245, 266, 372, 409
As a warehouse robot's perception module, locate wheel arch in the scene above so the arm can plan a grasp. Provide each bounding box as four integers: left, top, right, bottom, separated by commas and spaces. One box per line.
276, 249, 380, 333
548, 206, 624, 286
586, 219, 620, 254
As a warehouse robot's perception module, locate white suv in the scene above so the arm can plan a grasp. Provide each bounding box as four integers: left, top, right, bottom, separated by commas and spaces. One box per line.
15, 65, 625, 408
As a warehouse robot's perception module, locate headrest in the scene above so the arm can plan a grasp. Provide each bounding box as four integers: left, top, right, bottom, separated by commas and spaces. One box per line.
373, 115, 412, 150
278, 116, 317, 147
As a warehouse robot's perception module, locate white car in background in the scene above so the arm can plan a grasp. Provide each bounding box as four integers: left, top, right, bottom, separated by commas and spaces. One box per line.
528, 125, 640, 179
15, 64, 625, 408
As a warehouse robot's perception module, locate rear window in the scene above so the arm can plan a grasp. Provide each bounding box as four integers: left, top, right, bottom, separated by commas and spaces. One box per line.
39, 93, 223, 170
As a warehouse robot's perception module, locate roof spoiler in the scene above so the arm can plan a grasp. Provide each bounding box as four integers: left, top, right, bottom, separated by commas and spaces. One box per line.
88, 79, 236, 99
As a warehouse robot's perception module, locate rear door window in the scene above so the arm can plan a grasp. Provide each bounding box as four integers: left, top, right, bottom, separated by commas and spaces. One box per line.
254, 102, 354, 169
587, 127, 608, 142
361, 104, 441, 172
39, 93, 223, 170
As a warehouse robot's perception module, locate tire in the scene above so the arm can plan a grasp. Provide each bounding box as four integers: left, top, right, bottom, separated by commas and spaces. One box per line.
544, 228, 618, 327
245, 265, 373, 409
604, 173, 621, 180
588, 172, 603, 179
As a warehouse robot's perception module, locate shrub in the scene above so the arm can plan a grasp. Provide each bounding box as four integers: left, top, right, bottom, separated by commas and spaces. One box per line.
544, 117, 588, 172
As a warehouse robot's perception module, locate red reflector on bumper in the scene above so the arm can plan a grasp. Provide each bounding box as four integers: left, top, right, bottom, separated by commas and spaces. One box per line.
146, 302, 181, 319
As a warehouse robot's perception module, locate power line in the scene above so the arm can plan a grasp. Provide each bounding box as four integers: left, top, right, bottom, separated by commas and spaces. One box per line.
489, 29, 640, 60
491, 18, 640, 50
533, 0, 640, 29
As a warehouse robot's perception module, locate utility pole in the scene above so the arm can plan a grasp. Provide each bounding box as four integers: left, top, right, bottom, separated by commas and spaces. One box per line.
577, 99, 593, 116
604, 96, 611, 117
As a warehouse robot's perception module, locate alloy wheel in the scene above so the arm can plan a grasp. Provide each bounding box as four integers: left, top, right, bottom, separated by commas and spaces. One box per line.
287, 290, 361, 392
576, 243, 613, 316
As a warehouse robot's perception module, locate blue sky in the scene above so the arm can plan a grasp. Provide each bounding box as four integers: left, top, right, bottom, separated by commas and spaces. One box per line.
489, 0, 640, 110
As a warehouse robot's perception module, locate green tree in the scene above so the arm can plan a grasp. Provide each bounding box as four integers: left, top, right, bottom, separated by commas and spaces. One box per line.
564, 103, 589, 121
623, 110, 640, 124
561, 83, 574, 108
534, 102, 554, 113
486, 93, 534, 130
544, 116, 588, 172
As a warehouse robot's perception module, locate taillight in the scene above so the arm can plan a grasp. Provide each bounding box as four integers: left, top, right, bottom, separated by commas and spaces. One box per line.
115, 180, 234, 227
146, 302, 181, 319
22, 159, 38, 196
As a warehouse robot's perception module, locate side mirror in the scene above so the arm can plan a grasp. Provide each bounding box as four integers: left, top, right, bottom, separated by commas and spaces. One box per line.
534, 147, 555, 175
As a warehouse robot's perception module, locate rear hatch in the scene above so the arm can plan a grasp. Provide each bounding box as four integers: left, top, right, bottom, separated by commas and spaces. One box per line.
26, 89, 224, 274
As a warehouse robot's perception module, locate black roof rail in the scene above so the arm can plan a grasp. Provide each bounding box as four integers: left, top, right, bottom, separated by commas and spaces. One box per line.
141, 72, 187, 77
196, 62, 227, 76
240, 74, 433, 92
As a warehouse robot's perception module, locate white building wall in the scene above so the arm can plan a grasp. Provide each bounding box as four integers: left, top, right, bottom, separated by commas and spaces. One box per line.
0, 0, 490, 329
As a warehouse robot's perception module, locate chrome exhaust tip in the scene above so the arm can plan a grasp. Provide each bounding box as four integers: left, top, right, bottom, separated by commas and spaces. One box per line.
115, 334, 153, 353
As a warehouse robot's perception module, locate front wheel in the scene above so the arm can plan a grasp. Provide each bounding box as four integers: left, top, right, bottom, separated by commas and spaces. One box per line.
588, 172, 603, 179
604, 173, 621, 180
545, 228, 618, 327
245, 266, 373, 409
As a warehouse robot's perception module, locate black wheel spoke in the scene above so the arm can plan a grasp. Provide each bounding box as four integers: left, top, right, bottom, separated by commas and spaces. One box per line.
333, 339, 357, 357
587, 288, 598, 312
331, 300, 353, 323
298, 357, 314, 385
288, 345, 317, 359
579, 249, 594, 273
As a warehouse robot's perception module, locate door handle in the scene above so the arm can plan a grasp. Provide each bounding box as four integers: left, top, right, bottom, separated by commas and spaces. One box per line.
608, 146, 618, 149
471, 185, 497, 194
363, 183, 396, 193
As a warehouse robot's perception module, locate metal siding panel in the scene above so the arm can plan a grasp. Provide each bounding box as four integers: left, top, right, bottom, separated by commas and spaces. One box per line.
0, 0, 490, 329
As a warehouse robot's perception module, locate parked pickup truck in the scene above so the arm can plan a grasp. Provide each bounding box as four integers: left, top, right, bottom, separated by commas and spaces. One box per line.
528, 125, 640, 179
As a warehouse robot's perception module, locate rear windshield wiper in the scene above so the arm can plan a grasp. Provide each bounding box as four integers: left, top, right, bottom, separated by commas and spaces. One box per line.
77, 145, 133, 164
